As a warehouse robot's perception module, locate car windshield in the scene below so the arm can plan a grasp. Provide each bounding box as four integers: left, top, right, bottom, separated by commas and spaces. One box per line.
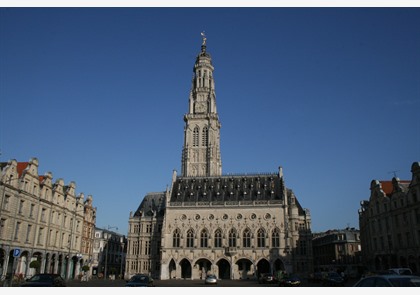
389, 277, 420, 287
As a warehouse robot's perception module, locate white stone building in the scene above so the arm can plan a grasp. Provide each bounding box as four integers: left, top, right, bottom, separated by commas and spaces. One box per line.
0, 158, 96, 283
358, 162, 420, 273
127, 35, 313, 281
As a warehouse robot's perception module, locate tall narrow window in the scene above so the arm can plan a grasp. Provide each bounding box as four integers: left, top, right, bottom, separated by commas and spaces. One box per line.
38, 227, 44, 245
41, 208, 46, 222
173, 229, 180, 247
193, 127, 199, 147
0, 218, 6, 238
145, 241, 150, 255
14, 222, 21, 240
19, 200, 25, 215
26, 224, 32, 242
257, 228, 266, 247
228, 229, 237, 247
200, 229, 208, 248
30, 204, 35, 218
243, 228, 251, 248
202, 126, 208, 146
3, 195, 10, 210
272, 228, 280, 247
214, 229, 222, 248
186, 229, 194, 248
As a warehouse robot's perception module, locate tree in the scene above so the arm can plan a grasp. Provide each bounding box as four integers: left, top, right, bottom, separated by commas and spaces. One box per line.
29, 260, 41, 274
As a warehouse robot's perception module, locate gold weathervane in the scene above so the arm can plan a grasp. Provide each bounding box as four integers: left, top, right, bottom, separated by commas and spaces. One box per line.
201, 31, 207, 46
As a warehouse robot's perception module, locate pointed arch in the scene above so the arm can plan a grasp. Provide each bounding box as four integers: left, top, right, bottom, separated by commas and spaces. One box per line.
242, 228, 251, 248
214, 228, 222, 248
193, 126, 199, 147
173, 228, 181, 248
186, 228, 194, 248
257, 228, 266, 248
200, 228, 209, 248
202, 126, 208, 147
228, 228, 237, 247
272, 227, 280, 248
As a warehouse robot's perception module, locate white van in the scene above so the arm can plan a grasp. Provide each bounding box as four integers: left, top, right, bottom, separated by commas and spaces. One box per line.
388, 268, 413, 275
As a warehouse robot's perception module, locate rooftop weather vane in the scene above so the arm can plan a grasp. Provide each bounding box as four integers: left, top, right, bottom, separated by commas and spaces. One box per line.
201, 31, 207, 46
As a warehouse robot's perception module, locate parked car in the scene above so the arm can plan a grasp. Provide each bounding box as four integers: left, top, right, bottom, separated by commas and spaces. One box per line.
388, 268, 413, 275
259, 273, 275, 284
279, 274, 301, 287
353, 274, 420, 287
125, 274, 154, 287
322, 272, 345, 286
205, 274, 218, 285
20, 274, 66, 287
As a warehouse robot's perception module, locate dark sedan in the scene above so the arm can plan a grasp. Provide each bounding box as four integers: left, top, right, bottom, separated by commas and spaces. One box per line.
322, 272, 345, 286
354, 274, 420, 287
125, 274, 154, 287
20, 274, 66, 287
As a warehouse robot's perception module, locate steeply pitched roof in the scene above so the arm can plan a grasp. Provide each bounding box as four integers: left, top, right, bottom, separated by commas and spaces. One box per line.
379, 180, 410, 196
170, 174, 284, 203
17, 162, 29, 177
133, 192, 166, 217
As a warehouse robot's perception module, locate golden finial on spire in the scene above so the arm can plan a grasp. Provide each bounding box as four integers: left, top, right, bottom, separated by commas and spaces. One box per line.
201, 31, 207, 46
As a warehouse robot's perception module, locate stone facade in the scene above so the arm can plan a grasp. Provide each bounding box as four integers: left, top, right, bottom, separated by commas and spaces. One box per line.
312, 228, 362, 278
127, 37, 313, 281
182, 42, 222, 177
358, 162, 420, 274
0, 158, 96, 282
91, 227, 126, 280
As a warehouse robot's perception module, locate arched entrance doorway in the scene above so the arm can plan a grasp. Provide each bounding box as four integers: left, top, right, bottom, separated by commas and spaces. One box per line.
58, 254, 64, 278
168, 259, 176, 279
256, 258, 270, 278
70, 256, 78, 279
180, 258, 192, 279
273, 258, 285, 273
195, 258, 212, 279
217, 259, 230, 280
49, 254, 56, 273
0, 249, 5, 277
236, 258, 252, 279
31, 252, 43, 276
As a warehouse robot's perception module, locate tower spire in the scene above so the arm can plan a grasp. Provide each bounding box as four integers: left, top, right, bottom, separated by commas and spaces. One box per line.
181, 33, 222, 177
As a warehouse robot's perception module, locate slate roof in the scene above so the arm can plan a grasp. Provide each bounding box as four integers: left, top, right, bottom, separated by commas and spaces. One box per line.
133, 192, 166, 217
170, 174, 284, 203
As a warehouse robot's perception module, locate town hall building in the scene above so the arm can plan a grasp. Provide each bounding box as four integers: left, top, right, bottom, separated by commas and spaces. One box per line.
126, 35, 313, 280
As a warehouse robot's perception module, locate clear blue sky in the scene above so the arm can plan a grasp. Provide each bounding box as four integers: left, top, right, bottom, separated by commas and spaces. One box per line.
1, 7, 419, 235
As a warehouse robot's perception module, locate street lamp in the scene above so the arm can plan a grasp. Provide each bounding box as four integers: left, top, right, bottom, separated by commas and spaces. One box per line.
104, 225, 118, 280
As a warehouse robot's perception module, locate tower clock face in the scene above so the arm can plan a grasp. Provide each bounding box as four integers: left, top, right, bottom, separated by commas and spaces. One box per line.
195, 102, 207, 113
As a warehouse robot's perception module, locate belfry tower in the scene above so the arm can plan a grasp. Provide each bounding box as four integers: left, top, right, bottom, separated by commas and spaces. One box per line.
181, 33, 222, 177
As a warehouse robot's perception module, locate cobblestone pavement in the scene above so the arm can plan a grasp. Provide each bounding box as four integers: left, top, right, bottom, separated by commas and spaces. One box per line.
65, 278, 358, 287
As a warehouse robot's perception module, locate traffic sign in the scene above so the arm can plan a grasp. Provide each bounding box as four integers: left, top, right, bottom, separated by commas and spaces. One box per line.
13, 248, 21, 257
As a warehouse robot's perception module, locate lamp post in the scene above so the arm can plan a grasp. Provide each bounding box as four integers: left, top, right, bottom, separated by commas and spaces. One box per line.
104, 225, 118, 280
